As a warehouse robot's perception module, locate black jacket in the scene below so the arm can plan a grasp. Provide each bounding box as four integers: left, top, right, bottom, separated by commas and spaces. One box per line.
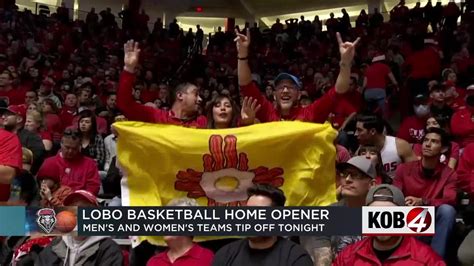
18, 128, 45, 174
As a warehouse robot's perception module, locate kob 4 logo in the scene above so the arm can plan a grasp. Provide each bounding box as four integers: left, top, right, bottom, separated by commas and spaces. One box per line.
362, 206, 434, 235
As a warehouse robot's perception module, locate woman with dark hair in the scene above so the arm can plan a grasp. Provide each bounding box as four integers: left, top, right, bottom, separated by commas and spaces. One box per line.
77, 110, 106, 170
206, 95, 260, 129
357, 145, 392, 184
413, 114, 459, 169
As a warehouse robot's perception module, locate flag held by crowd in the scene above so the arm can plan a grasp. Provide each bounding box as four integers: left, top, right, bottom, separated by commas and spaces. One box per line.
115, 121, 337, 244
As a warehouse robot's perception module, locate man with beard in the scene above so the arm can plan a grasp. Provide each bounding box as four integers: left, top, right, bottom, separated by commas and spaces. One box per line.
235, 31, 357, 123
333, 184, 444, 265
1, 105, 44, 173
0, 72, 25, 105
118, 41, 206, 128
212, 184, 313, 266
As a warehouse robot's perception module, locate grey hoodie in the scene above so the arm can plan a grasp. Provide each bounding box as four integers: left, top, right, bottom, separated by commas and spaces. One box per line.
62, 236, 108, 266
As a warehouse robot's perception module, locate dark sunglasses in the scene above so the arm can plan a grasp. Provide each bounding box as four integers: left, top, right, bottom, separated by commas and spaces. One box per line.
63, 129, 80, 138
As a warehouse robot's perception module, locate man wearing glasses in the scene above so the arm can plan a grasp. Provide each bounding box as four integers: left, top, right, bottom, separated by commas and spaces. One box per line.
300, 156, 376, 265
235, 31, 359, 123
37, 129, 100, 196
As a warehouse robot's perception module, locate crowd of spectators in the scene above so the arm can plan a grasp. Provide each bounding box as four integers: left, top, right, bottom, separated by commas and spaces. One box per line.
1, 0, 474, 265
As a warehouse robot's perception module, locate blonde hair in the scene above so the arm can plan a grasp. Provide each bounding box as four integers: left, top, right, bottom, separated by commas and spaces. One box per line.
22, 148, 33, 165
26, 110, 44, 129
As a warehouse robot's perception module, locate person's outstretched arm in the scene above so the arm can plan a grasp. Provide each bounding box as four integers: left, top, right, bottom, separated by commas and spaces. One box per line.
117, 40, 161, 123
335, 32, 360, 94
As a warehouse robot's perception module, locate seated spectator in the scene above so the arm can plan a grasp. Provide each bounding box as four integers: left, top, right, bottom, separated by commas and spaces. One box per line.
451, 87, 474, 148
147, 198, 214, 266
41, 99, 63, 142
413, 114, 460, 169
357, 145, 392, 184
96, 92, 118, 126
37, 129, 100, 195
59, 92, 78, 129
38, 77, 62, 109
104, 113, 126, 171
213, 184, 312, 266
355, 114, 416, 178
334, 184, 445, 265
37, 163, 72, 208
7, 148, 39, 206
328, 77, 361, 130
1, 104, 45, 173
0, 128, 22, 202
24, 110, 53, 152
430, 84, 453, 120
76, 110, 106, 170
394, 127, 457, 258
457, 143, 474, 202
397, 94, 430, 144
35, 190, 123, 265
302, 156, 376, 264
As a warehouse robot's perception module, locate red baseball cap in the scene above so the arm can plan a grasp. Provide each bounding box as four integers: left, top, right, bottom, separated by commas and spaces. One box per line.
0, 105, 27, 120
64, 190, 98, 207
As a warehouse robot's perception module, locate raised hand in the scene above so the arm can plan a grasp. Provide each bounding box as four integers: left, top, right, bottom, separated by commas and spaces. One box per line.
234, 29, 250, 57
337, 32, 360, 64
240, 97, 261, 126
123, 40, 141, 73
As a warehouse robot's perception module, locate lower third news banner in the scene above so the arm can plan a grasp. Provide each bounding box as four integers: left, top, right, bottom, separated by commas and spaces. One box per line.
78, 207, 361, 236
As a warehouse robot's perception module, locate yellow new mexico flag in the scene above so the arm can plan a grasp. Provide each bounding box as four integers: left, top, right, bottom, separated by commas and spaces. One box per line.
115, 121, 337, 242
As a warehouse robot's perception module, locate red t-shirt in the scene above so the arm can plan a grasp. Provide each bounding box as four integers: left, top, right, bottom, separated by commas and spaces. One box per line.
365, 62, 391, 89
404, 48, 440, 79
0, 87, 27, 105
44, 114, 63, 142
451, 109, 474, 148
329, 96, 358, 129
397, 116, 426, 144
147, 244, 214, 266
0, 129, 22, 201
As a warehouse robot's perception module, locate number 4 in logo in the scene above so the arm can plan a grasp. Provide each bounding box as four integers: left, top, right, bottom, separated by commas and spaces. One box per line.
407, 207, 432, 233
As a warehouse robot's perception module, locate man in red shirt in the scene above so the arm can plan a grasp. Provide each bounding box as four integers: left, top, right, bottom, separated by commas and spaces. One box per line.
334, 184, 445, 266
451, 88, 474, 147
0, 128, 22, 201
397, 94, 430, 144
235, 31, 358, 122
394, 127, 457, 258
37, 129, 100, 195
117, 41, 206, 128
363, 54, 398, 118
0, 72, 26, 105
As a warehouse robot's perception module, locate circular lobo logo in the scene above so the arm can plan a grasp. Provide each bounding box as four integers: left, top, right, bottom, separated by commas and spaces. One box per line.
406, 207, 432, 233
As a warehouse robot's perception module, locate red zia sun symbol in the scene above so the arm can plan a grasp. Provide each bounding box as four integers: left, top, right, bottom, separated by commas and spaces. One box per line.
175, 135, 284, 206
